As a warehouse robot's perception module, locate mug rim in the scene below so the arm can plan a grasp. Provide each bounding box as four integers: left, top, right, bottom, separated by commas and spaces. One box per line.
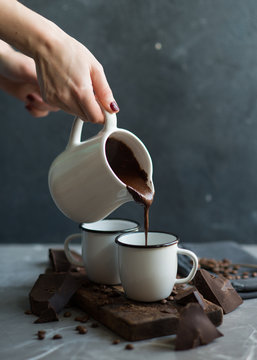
79, 218, 140, 234
115, 231, 179, 248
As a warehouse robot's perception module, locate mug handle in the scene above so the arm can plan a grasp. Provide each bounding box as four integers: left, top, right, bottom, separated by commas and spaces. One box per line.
64, 233, 84, 267
175, 248, 198, 284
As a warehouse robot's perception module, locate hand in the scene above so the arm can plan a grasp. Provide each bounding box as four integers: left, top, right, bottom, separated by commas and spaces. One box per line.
0, 74, 59, 117
0, 44, 59, 117
34, 28, 119, 123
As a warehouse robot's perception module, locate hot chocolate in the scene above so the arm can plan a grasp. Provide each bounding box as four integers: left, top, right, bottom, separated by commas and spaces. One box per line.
105, 137, 154, 245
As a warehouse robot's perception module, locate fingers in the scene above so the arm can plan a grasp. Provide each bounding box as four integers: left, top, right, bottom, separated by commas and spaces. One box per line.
75, 81, 105, 123
91, 63, 119, 114
24, 91, 59, 118
25, 104, 49, 118
26, 92, 59, 112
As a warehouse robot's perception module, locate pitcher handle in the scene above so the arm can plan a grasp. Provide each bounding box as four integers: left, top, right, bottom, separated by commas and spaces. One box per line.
67, 110, 117, 148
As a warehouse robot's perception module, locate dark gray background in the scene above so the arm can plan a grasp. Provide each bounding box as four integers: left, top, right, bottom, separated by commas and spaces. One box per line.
1, 0, 257, 244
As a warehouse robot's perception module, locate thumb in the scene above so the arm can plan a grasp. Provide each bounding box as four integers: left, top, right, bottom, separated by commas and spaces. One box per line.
91, 63, 119, 113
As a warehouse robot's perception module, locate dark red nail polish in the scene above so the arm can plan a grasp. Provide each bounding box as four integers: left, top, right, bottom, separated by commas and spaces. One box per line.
26, 94, 35, 101
110, 101, 119, 112
25, 104, 33, 111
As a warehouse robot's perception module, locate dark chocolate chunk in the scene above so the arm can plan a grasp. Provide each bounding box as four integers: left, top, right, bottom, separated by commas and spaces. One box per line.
175, 303, 223, 351
175, 286, 206, 309
125, 344, 134, 350
34, 307, 58, 323
29, 273, 83, 323
193, 269, 243, 314
49, 249, 83, 272
52, 334, 62, 340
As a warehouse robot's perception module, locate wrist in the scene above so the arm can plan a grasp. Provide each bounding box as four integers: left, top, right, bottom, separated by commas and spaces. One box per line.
0, 0, 66, 59
31, 20, 67, 62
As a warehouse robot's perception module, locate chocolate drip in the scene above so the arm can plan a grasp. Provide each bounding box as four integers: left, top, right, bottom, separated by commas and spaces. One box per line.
105, 138, 154, 245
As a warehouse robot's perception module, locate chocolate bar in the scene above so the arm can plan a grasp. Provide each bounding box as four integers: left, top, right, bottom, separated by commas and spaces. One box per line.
49, 248, 83, 273
29, 273, 83, 323
175, 286, 206, 309
193, 269, 243, 314
175, 303, 223, 350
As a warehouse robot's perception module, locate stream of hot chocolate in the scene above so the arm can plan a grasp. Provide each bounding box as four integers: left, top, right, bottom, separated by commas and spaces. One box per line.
105, 137, 154, 245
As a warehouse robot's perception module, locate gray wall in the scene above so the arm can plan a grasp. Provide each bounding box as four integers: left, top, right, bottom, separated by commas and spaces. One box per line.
1, 0, 257, 244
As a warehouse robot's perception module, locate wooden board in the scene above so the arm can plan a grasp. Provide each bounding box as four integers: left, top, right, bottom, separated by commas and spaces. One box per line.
73, 280, 223, 341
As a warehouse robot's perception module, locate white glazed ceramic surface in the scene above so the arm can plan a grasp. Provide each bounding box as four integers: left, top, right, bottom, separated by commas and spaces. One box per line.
115, 232, 198, 302
48, 111, 154, 223
64, 219, 139, 285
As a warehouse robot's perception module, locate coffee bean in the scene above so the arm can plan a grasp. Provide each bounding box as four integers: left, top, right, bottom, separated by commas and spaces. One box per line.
160, 299, 167, 304
37, 330, 46, 336
37, 331, 46, 340
74, 314, 89, 323
76, 325, 87, 334
24, 309, 32, 315
63, 311, 71, 317
53, 334, 62, 340
112, 339, 121, 345
76, 325, 83, 331
125, 344, 134, 350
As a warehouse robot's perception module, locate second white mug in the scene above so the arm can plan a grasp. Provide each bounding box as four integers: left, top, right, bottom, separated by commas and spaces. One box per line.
64, 218, 139, 285
115, 231, 198, 302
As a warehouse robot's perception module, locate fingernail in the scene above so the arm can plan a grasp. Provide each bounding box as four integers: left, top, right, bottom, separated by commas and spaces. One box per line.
25, 104, 33, 111
110, 101, 119, 112
26, 94, 35, 102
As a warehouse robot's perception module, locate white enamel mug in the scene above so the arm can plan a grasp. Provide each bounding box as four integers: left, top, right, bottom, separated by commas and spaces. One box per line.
48, 111, 154, 223
64, 219, 139, 285
115, 232, 198, 302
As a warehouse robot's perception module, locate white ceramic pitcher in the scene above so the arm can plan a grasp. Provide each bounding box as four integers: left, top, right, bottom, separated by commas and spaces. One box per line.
48, 111, 154, 223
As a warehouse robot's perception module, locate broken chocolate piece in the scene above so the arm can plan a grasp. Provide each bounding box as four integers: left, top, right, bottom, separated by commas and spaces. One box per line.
193, 269, 243, 314
49, 249, 83, 272
29, 273, 83, 323
175, 286, 206, 309
34, 307, 58, 323
175, 303, 223, 351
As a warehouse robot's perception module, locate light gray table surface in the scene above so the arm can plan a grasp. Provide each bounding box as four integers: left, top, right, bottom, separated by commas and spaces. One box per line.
1, 244, 257, 360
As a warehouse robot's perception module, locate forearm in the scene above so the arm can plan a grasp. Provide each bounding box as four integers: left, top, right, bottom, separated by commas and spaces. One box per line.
0, 0, 63, 59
